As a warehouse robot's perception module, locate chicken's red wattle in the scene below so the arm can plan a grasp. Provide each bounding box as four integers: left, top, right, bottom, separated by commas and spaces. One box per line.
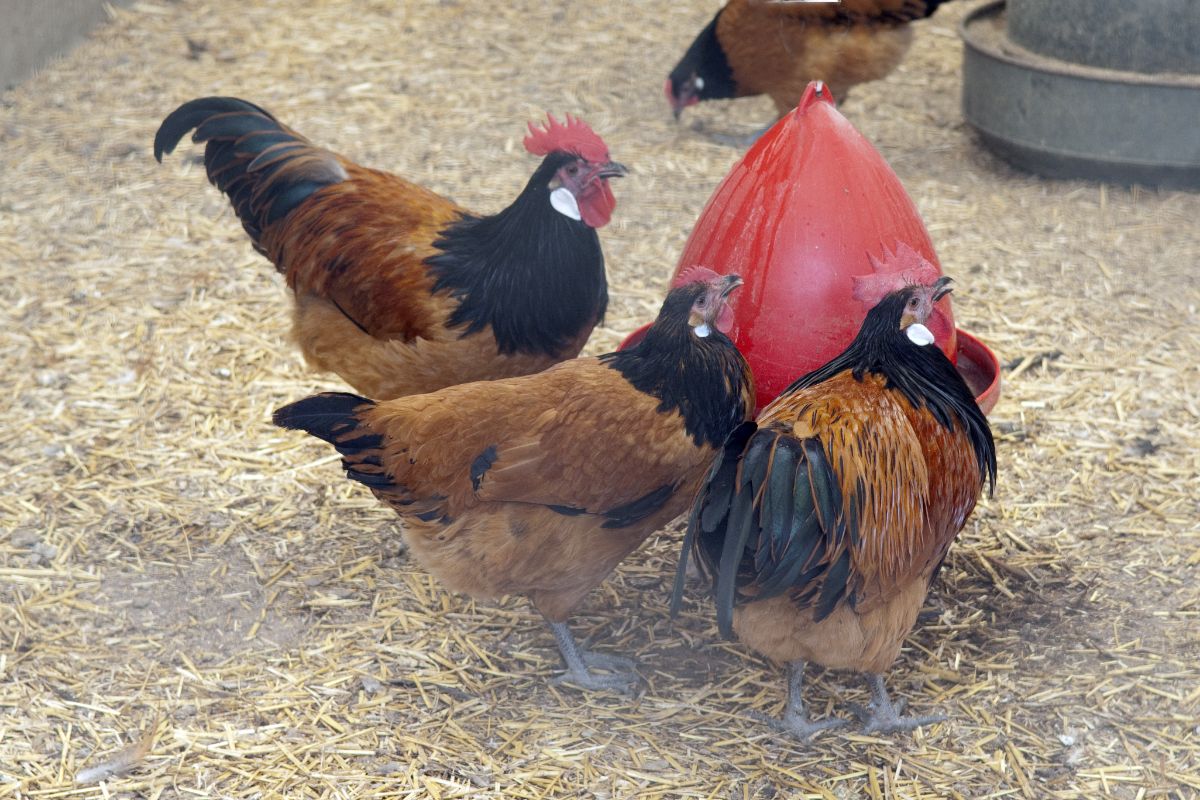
579, 180, 616, 229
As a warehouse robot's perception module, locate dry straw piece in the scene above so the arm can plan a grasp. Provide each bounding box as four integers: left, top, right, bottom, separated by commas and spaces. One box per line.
1, 1, 1198, 798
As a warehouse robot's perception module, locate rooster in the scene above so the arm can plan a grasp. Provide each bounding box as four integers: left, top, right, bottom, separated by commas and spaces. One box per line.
675, 275, 995, 736
666, 0, 955, 121
275, 270, 753, 691
154, 98, 624, 399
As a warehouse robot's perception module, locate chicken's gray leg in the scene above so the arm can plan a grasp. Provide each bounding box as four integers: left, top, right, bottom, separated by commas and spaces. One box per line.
752, 661, 848, 740
546, 619, 639, 692
855, 673, 947, 735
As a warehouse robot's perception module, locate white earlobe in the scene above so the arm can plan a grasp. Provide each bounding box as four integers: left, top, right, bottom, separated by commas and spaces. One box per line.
694, 323, 711, 338
906, 323, 934, 346
550, 187, 581, 221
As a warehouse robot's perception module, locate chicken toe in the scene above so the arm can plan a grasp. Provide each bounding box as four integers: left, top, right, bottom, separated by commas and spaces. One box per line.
546, 620, 640, 693
578, 650, 638, 673
752, 662, 848, 741
854, 674, 947, 735
751, 708, 849, 741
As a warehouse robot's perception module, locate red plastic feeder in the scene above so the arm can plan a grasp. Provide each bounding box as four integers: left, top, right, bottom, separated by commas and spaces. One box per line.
622, 82, 1000, 416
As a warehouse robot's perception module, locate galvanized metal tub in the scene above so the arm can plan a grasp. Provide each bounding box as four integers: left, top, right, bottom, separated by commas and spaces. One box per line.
961, 0, 1200, 189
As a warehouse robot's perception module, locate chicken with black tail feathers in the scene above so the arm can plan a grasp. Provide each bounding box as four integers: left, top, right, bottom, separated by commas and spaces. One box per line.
276, 270, 754, 692
674, 275, 995, 738
155, 98, 624, 399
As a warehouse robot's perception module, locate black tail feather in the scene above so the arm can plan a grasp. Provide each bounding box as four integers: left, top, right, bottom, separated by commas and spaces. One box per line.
153, 97, 276, 161
688, 420, 859, 636
155, 96, 347, 250
274, 392, 401, 496
923, 0, 954, 18
272, 392, 377, 447
671, 421, 756, 621
714, 471, 758, 640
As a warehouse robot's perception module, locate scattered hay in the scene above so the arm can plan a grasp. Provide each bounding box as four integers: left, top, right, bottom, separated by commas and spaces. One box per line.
1, 1, 1197, 797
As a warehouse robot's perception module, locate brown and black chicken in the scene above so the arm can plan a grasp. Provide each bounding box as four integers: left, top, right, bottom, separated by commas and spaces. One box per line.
276, 270, 754, 691
667, 0, 956, 120
676, 276, 995, 736
155, 98, 624, 399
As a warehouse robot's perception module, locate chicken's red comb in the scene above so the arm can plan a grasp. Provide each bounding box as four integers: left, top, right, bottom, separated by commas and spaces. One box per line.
852, 242, 941, 308
672, 265, 722, 288
523, 113, 610, 163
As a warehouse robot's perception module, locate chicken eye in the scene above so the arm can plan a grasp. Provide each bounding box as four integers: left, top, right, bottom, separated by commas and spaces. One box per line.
566, 163, 580, 176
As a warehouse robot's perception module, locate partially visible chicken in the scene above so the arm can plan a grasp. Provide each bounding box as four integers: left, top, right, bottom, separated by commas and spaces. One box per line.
676, 276, 995, 736
155, 98, 624, 399
666, 0, 955, 120
275, 270, 754, 691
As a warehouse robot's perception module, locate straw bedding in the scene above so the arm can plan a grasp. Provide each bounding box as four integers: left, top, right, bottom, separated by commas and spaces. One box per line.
1, 1, 1197, 797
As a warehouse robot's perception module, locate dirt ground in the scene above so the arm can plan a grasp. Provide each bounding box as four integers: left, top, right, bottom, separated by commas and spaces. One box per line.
1, 1, 1198, 798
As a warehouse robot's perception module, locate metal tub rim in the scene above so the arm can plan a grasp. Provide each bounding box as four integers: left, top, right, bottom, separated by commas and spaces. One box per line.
960, 0, 1200, 188
961, 0, 1200, 89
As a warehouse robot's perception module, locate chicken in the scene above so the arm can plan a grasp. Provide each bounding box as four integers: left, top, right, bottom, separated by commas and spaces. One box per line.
666, 0, 955, 120
154, 98, 625, 399
674, 275, 995, 736
274, 270, 754, 691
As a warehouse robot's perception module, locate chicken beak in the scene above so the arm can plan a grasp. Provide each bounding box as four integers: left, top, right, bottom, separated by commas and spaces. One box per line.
597, 161, 629, 180
667, 78, 702, 121
665, 78, 683, 121
709, 274, 743, 333
932, 276, 954, 302
720, 274, 744, 297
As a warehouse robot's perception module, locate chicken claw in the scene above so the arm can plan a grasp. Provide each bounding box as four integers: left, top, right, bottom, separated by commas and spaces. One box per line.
547, 621, 640, 693
578, 651, 638, 673
853, 674, 947, 735
752, 661, 848, 741
551, 666, 639, 693
750, 709, 849, 741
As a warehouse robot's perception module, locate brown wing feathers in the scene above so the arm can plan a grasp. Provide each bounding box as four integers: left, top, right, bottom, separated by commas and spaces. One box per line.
156, 97, 459, 346
273, 364, 706, 529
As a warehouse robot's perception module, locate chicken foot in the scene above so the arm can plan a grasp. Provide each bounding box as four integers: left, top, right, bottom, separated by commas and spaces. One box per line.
753, 661, 848, 740
546, 619, 639, 692
853, 673, 947, 735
